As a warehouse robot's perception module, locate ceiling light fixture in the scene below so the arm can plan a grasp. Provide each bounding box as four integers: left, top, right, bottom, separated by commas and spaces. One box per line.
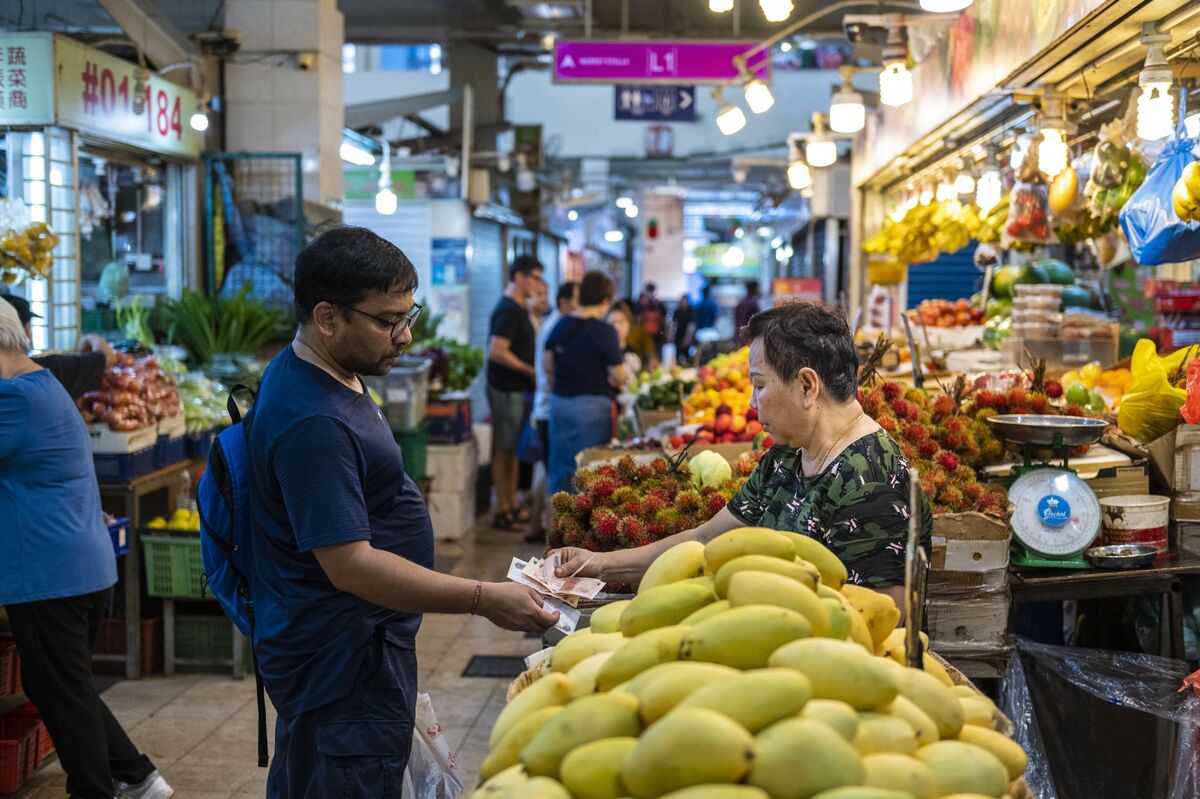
759, 0, 793, 23
567, 209, 579, 221
616, 196, 634, 208
744, 79, 775, 114
604, 229, 625, 243
709, 0, 734, 12
805, 113, 837, 168
340, 141, 376, 166
714, 90, 747, 136
1136, 23, 1174, 142
780, 41, 793, 53
625, 205, 639, 218
953, 159, 976, 196
878, 24, 912, 108
189, 93, 210, 132
375, 142, 397, 215
828, 68, 865, 134
919, 0, 974, 12
787, 138, 812, 191
1037, 95, 1070, 178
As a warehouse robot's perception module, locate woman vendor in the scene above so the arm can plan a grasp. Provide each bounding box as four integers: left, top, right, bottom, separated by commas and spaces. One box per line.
553, 300, 932, 608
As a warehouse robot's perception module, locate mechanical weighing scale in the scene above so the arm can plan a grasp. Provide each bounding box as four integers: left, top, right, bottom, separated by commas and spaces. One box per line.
985, 415, 1111, 569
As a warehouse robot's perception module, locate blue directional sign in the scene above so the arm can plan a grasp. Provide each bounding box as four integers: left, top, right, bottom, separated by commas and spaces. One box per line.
614, 85, 696, 122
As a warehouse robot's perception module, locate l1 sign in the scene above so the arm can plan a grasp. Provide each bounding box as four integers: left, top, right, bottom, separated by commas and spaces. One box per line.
554, 40, 769, 85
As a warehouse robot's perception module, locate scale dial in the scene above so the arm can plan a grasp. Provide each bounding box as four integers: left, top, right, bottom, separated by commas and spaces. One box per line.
1008, 468, 1101, 557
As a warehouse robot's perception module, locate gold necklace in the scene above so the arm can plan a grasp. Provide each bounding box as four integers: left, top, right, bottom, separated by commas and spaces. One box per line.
805, 412, 865, 475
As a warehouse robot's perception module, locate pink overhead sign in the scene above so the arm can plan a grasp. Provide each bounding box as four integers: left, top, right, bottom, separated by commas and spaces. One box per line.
553, 40, 769, 85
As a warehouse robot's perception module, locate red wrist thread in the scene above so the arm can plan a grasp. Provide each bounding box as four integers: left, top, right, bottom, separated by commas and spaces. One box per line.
470, 581, 483, 615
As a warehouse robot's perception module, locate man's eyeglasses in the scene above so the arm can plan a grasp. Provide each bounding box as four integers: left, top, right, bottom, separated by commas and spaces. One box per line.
345, 303, 423, 338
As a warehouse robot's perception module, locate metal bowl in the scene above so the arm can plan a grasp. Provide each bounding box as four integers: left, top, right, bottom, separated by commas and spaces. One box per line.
1084, 543, 1160, 570
986, 414, 1109, 446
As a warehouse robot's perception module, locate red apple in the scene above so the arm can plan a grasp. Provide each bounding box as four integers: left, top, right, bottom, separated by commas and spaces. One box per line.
714, 415, 732, 434
745, 408, 758, 421
745, 420, 763, 436
715, 404, 732, 417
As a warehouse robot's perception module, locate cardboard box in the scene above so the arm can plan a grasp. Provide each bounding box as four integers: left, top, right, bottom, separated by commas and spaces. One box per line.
427, 441, 479, 493
927, 568, 1008, 597
636, 407, 681, 431
930, 513, 1010, 572
1174, 425, 1200, 495
1087, 463, 1150, 500
576, 448, 666, 469
427, 488, 476, 541
1179, 521, 1200, 557
665, 441, 754, 466
927, 593, 1010, 651
427, 398, 473, 444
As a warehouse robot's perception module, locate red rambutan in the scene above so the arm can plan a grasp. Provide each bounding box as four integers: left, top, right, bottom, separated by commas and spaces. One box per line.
551, 492, 574, 515
963, 482, 984, 502
953, 464, 976, 483
878, 417, 898, 434
592, 510, 619, 540
937, 485, 965, 511
936, 451, 960, 471
706, 493, 727, 514
931, 394, 956, 420
918, 439, 940, 459
1044, 380, 1064, 399
677, 490, 702, 513
902, 422, 928, 442
590, 476, 619, 501
618, 517, 645, 542
881, 381, 904, 401
573, 493, 595, 519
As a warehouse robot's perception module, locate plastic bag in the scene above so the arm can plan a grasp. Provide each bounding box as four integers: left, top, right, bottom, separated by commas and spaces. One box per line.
1001, 637, 1200, 799
1119, 94, 1200, 265
1003, 178, 1056, 247
1116, 339, 1189, 444
403, 692, 464, 799
1183, 359, 1200, 425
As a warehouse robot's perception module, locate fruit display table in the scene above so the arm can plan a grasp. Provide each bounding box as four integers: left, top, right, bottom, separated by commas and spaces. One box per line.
96, 458, 204, 679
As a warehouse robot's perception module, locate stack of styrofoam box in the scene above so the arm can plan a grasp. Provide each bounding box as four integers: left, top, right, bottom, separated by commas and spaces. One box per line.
155, 413, 187, 468
925, 512, 1012, 679
426, 437, 478, 541
90, 424, 159, 482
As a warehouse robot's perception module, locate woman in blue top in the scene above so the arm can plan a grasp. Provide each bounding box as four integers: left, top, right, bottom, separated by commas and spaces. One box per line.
0, 299, 171, 799
544, 271, 628, 495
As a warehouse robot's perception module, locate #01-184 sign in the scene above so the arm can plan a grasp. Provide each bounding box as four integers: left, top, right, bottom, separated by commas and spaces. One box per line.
55, 36, 201, 159
0, 33, 54, 125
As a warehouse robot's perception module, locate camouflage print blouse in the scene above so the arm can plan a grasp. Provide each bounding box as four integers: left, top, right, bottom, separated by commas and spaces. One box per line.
726, 430, 932, 588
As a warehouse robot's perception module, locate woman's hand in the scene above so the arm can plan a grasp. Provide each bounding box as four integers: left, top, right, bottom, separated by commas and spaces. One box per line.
549, 547, 608, 580
479, 582, 559, 633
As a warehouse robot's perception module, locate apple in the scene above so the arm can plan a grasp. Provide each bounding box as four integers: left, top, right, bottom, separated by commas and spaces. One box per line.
668, 435, 685, 449
745, 420, 763, 436
715, 404, 732, 417
719, 432, 736, 443
697, 429, 715, 442
730, 414, 747, 434
714, 415, 732, 434
745, 408, 758, 421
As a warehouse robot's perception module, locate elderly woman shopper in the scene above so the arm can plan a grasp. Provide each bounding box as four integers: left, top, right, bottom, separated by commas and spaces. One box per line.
554, 301, 931, 608
0, 298, 172, 799
545, 271, 628, 495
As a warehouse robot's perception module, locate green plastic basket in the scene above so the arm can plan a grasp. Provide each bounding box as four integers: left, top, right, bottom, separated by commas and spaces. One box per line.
174, 613, 253, 672
394, 420, 429, 482
141, 534, 207, 599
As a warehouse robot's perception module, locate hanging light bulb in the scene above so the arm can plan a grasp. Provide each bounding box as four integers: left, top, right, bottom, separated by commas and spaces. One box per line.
1037, 96, 1070, 178
828, 68, 865, 134
759, 0, 793, 23
806, 113, 837, 168
786, 139, 812, 191
744, 79, 775, 114
919, 0, 974, 11
954, 159, 976, 196
715, 90, 747, 136
189, 94, 210, 132
879, 25, 912, 108
131, 66, 148, 115
936, 175, 957, 202
976, 168, 1003, 211
1135, 23, 1174, 141
709, 0, 734, 12
376, 142, 398, 215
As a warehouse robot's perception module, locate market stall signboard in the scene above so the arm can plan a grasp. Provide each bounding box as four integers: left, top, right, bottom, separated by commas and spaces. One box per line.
54, 36, 201, 159
0, 33, 54, 126
554, 40, 768, 85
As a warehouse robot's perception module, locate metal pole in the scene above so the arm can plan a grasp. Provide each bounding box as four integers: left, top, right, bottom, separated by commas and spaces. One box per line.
733, 0, 740, 37
585, 0, 593, 38
621, 0, 629, 36
461, 83, 474, 202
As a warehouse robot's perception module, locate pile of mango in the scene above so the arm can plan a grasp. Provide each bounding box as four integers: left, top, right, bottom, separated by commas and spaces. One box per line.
147, 508, 201, 532
475, 528, 1027, 799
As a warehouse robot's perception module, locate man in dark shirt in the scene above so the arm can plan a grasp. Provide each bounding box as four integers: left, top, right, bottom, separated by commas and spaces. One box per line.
486, 255, 545, 529
249, 228, 555, 798
695, 283, 720, 331
3, 293, 113, 398
734, 280, 763, 333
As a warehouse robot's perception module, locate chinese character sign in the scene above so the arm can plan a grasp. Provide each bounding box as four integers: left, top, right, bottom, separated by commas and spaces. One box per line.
55, 36, 200, 158
0, 34, 54, 125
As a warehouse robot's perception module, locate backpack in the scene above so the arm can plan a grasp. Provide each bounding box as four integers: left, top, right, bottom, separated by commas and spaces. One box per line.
197, 385, 269, 767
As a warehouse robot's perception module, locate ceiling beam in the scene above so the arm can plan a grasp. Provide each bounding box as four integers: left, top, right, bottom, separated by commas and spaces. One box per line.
345, 88, 465, 129
95, 0, 195, 75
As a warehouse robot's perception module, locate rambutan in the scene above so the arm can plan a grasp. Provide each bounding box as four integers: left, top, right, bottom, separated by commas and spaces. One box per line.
889, 399, 912, 419
589, 476, 619, 501
943, 431, 967, 451
562, 528, 586, 548
615, 456, 640, 482
953, 464, 976, 483
642, 493, 667, 515
904, 388, 927, 405
594, 463, 618, 479
931, 394, 956, 420
1044, 380, 1064, 399
706, 493, 727, 514
937, 485, 965, 511
735, 455, 758, 476
573, 493, 595, 519
592, 510, 619, 540
649, 459, 670, 475
973, 407, 999, 421
918, 439, 940, 459
878, 417, 898, 434
611, 486, 637, 506
936, 451, 960, 471
620, 499, 644, 518
973, 390, 999, 410
963, 482, 984, 502
618, 517, 645, 543
1007, 387, 1027, 407
902, 422, 928, 442
881, 381, 904, 401
645, 521, 669, 541
900, 443, 917, 461
920, 477, 938, 498
552, 492, 574, 515
941, 416, 965, 434
929, 469, 949, 488
655, 507, 681, 527
677, 490, 702, 514
1029, 394, 1049, 413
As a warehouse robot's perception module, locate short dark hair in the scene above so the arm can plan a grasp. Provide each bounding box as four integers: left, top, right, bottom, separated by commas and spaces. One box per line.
556, 281, 578, 305
742, 301, 858, 402
294, 226, 418, 323
608, 300, 634, 325
644, 282, 656, 294
701, 284, 712, 298
511, 255, 543, 281
579, 271, 615, 306
746, 280, 760, 296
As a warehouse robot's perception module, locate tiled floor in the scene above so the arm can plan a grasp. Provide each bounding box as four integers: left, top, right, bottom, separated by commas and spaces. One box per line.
15, 522, 546, 799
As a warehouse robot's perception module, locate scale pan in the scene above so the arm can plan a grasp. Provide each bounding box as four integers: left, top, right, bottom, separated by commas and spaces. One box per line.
986, 415, 1108, 446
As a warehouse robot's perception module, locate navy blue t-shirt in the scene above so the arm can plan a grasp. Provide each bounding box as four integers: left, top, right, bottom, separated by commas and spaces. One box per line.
248, 345, 435, 717
546, 316, 623, 398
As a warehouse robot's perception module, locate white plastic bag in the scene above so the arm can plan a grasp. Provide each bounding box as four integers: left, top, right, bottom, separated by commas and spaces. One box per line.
403, 692, 464, 799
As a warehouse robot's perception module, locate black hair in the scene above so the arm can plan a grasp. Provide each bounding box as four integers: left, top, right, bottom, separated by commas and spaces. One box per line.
701, 284, 712, 298
556, 281, 578, 305
294, 226, 418, 323
579, 270, 615, 306
644, 282, 657, 293
741, 301, 858, 403
746, 280, 760, 296
510, 255, 544, 281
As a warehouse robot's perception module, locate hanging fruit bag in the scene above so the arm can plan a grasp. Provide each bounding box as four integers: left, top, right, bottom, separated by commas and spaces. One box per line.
1116, 339, 1191, 444
1119, 94, 1200, 265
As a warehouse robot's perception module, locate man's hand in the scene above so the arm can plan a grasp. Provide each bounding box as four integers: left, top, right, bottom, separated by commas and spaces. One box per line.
550, 547, 607, 579
80, 334, 115, 369
480, 582, 559, 632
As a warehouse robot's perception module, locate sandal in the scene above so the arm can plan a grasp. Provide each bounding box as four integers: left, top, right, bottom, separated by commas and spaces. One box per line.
493, 511, 518, 530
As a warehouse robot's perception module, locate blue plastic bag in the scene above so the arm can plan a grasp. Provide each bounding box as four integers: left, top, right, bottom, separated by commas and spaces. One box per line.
1120, 94, 1200, 265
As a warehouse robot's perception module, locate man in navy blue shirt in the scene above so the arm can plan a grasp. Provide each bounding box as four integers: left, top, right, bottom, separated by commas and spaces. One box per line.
249, 227, 556, 798
695, 283, 720, 331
